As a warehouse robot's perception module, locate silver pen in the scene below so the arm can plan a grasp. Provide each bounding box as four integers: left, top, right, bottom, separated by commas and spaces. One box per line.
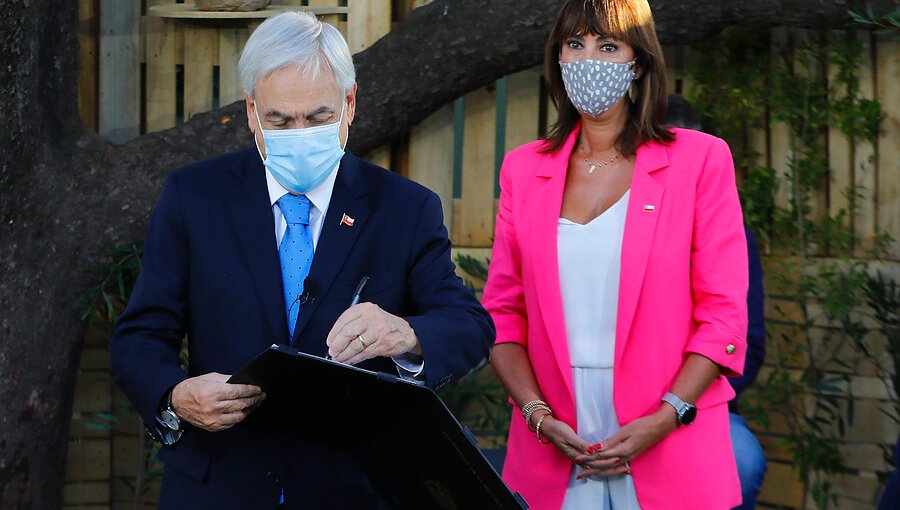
350, 276, 370, 306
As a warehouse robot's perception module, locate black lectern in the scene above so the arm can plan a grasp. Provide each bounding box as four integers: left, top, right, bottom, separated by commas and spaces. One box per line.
229, 344, 528, 510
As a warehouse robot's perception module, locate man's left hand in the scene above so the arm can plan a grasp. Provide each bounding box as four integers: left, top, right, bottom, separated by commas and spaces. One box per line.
326, 302, 421, 364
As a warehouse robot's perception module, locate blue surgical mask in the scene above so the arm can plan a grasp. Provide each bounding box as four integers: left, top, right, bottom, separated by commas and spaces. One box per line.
254, 103, 346, 194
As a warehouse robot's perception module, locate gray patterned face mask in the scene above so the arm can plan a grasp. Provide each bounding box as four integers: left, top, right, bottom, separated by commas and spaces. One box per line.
559, 59, 637, 117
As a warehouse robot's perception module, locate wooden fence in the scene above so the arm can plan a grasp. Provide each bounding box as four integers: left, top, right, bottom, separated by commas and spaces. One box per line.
68, 1, 900, 508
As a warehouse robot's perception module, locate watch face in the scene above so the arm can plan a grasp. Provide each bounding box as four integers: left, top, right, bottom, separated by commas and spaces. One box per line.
160, 427, 183, 446
680, 405, 698, 425
161, 409, 181, 430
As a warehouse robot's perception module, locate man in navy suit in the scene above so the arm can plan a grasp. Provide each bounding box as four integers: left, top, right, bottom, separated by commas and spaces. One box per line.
110, 12, 494, 509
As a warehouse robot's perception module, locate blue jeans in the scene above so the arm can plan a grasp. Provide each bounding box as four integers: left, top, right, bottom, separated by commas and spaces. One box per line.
730, 412, 767, 510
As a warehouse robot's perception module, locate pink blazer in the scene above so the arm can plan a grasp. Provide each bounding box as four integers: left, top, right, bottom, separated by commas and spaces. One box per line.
482, 125, 748, 510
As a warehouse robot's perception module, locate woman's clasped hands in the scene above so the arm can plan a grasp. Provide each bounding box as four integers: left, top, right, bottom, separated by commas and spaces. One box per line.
537, 406, 679, 480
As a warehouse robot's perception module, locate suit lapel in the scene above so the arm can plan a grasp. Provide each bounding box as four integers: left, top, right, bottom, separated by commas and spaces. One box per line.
531, 127, 581, 405
614, 141, 668, 364
293, 154, 370, 349
226, 158, 290, 345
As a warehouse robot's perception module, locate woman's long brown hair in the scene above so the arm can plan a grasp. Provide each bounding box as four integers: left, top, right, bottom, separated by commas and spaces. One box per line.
541, 0, 673, 156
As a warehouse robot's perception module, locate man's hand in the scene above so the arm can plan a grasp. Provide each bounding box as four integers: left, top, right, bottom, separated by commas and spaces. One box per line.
326, 302, 421, 364
170, 373, 266, 432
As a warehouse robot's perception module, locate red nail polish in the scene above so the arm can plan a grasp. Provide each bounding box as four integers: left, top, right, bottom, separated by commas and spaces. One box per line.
587, 447, 595, 454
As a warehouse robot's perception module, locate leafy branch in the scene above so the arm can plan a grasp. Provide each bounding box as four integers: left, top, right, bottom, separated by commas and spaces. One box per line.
76, 243, 143, 321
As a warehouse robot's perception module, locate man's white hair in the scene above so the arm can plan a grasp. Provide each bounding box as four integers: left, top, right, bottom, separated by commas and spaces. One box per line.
238, 11, 355, 98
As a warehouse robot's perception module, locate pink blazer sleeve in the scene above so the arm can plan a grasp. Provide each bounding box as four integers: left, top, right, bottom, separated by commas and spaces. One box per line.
685, 136, 749, 376
482, 152, 528, 346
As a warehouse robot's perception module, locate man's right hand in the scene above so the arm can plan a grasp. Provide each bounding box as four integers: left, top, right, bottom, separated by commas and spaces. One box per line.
170, 373, 266, 432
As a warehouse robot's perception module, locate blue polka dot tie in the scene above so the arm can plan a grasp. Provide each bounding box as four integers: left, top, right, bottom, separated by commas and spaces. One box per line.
276, 193, 313, 337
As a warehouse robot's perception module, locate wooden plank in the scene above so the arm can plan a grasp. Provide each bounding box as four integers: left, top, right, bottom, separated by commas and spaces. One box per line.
69, 413, 117, 439
757, 434, 795, 462
112, 434, 142, 477
347, 0, 392, 178
183, 23, 217, 121
307, 0, 341, 28
853, 31, 877, 256
455, 86, 497, 246
112, 478, 161, 508
505, 67, 542, 151
662, 45, 679, 95
79, 348, 111, 371
148, 3, 349, 19
758, 461, 805, 509
408, 104, 455, 233
450, 247, 492, 294
814, 472, 882, 509
769, 28, 794, 217
99, 0, 141, 143
65, 439, 111, 482
822, 330, 883, 377
144, 0, 178, 132
364, 146, 392, 172
835, 397, 898, 444
218, 25, 250, 106
764, 322, 809, 369
82, 317, 113, 347
842, 442, 891, 472
800, 30, 828, 227
827, 34, 854, 232
72, 370, 111, 414
876, 35, 900, 260
543, 80, 559, 136
78, 0, 99, 131
679, 46, 697, 97
347, 0, 391, 55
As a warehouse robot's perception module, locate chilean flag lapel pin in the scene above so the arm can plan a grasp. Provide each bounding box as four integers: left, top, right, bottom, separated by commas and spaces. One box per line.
340, 213, 355, 227
642, 204, 656, 213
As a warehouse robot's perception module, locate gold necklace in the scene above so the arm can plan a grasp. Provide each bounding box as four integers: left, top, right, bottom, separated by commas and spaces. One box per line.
583, 152, 621, 174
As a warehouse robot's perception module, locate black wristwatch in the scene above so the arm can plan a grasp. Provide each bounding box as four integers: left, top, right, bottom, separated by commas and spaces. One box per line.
662, 392, 697, 426
156, 389, 184, 445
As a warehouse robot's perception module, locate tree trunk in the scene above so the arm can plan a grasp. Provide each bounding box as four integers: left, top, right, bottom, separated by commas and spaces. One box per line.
0, 0, 893, 507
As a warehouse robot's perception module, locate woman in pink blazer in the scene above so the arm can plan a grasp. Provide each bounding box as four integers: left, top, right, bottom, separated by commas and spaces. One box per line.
481, 1, 748, 509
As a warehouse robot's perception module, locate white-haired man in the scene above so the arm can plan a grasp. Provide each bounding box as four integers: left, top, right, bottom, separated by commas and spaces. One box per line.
110, 12, 494, 509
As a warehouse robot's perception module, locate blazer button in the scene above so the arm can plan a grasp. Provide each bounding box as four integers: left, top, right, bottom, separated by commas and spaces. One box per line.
726, 344, 736, 355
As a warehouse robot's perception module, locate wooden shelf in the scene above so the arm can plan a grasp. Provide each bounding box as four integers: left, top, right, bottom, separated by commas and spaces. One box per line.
148, 3, 349, 19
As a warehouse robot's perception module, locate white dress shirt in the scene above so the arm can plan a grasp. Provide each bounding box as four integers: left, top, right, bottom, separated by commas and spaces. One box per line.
265, 164, 424, 376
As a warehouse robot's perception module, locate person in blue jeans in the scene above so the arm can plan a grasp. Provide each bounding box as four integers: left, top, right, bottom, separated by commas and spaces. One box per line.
667, 95, 768, 509
730, 226, 768, 510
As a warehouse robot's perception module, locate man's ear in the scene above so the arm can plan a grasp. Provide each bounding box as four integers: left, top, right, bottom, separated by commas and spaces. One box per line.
245, 93, 257, 134
345, 83, 358, 127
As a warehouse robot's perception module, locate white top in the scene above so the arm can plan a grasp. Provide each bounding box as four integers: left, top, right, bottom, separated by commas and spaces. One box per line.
558, 190, 640, 509
557, 190, 629, 369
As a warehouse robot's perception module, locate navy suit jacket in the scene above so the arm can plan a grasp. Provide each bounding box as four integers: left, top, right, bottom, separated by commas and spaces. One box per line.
110, 148, 495, 509
729, 226, 766, 411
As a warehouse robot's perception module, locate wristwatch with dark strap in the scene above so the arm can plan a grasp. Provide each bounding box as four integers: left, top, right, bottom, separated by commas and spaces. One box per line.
662, 391, 697, 426
156, 389, 184, 445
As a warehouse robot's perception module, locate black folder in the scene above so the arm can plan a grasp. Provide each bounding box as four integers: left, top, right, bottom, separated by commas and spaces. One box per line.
228, 344, 528, 510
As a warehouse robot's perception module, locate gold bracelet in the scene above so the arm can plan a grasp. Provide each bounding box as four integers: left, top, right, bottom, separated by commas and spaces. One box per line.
535, 414, 551, 444
522, 400, 552, 431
